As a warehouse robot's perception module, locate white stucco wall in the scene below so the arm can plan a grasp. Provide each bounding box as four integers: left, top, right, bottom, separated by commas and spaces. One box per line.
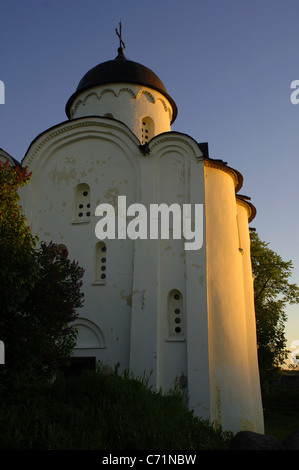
22, 118, 142, 370
69, 83, 173, 142
205, 164, 264, 433
20, 113, 263, 433
0, 148, 16, 166
128, 133, 210, 421
237, 200, 264, 433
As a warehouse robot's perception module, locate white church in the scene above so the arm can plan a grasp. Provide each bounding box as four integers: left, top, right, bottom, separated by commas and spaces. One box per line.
2, 31, 264, 434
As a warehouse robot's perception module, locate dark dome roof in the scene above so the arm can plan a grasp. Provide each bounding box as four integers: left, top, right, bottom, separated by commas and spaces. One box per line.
65, 48, 177, 123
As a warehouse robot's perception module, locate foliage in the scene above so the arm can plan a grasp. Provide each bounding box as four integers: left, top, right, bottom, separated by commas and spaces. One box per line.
0, 160, 37, 313
251, 232, 299, 382
0, 366, 233, 450
0, 161, 84, 379
3, 242, 84, 377
262, 378, 299, 442
0, 160, 33, 244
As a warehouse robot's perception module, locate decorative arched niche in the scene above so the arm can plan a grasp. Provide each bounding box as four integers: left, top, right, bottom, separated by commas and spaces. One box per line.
72, 318, 106, 350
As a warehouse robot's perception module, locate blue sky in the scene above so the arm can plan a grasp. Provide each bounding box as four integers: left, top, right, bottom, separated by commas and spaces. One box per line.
1, 0, 299, 365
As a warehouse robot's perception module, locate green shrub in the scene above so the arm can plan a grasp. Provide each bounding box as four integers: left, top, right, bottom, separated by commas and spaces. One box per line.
262, 380, 299, 442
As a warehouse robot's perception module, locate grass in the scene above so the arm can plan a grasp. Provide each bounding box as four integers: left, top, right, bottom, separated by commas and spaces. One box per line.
0, 365, 297, 450
0, 366, 232, 450
262, 382, 299, 443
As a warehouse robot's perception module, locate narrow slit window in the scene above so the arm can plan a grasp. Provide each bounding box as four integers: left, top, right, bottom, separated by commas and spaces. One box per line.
73, 183, 91, 222
141, 116, 154, 144
167, 289, 184, 338
94, 242, 107, 284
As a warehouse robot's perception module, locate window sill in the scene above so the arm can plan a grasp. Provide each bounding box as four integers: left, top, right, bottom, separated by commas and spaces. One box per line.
72, 219, 91, 225
166, 336, 185, 342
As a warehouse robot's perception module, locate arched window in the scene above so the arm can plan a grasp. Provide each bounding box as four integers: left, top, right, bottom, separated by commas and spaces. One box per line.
93, 241, 107, 284
141, 116, 154, 144
167, 289, 184, 339
73, 183, 91, 223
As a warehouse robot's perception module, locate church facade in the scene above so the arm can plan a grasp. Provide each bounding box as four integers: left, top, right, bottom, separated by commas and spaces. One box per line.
13, 42, 263, 433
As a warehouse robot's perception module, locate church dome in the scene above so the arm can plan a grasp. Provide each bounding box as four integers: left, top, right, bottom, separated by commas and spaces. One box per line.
65, 48, 178, 123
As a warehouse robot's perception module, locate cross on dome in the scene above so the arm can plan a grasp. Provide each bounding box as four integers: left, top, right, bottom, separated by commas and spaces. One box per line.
115, 21, 125, 52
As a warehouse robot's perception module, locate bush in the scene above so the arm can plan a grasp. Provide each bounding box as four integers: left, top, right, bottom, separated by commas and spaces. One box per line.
262, 378, 299, 442
0, 162, 84, 379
